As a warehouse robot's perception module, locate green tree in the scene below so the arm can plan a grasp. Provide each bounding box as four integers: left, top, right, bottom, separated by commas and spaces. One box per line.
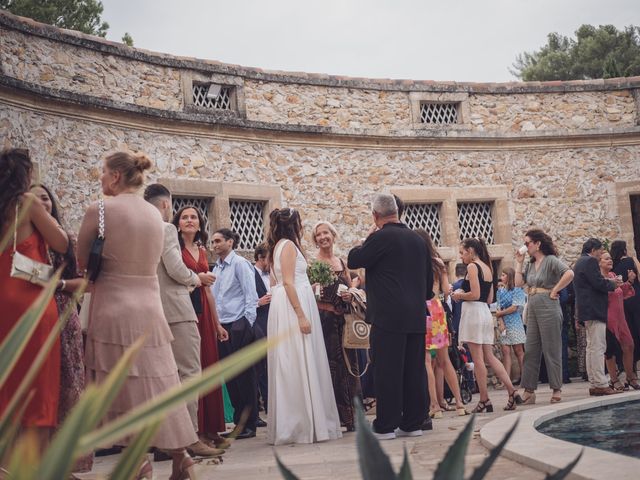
121, 31, 133, 46
511, 24, 640, 81
0, 0, 133, 44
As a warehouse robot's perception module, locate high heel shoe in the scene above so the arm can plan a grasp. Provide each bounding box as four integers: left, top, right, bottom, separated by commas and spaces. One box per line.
521, 391, 536, 405
472, 399, 493, 413
503, 392, 518, 411
135, 459, 153, 480
170, 452, 196, 480
628, 378, 640, 390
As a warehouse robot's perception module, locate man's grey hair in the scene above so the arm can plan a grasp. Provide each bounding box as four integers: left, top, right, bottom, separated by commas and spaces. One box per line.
371, 193, 398, 217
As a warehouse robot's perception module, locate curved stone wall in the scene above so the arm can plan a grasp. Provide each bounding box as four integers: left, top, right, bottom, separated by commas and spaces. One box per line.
1, 10, 639, 262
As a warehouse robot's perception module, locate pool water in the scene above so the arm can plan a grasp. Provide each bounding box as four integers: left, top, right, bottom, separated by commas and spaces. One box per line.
537, 400, 640, 459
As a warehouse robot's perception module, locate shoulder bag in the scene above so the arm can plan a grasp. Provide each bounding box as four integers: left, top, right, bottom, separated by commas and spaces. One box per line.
342, 287, 371, 377
10, 203, 54, 287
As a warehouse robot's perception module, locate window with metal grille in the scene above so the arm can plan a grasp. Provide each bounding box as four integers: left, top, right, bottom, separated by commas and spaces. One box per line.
420, 102, 459, 124
171, 196, 212, 244
230, 200, 266, 251
457, 202, 494, 244
192, 84, 233, 110
404, 203, 442, 246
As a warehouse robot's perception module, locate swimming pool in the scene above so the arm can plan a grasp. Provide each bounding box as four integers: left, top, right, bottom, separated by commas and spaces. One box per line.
537, 399, 640, 459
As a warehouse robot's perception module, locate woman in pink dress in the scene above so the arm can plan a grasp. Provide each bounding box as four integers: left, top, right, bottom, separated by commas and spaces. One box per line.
599, 251, 638, 390
78, 150, 197, 479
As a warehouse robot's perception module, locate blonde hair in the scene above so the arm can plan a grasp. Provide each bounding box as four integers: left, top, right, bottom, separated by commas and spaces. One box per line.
312, 221, 338, 247
105, 150, 152, 188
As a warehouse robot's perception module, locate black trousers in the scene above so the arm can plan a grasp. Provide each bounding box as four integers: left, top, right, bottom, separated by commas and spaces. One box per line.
253, 315, 269, 412
370, 324, 428, 433
218, 317, 258, 431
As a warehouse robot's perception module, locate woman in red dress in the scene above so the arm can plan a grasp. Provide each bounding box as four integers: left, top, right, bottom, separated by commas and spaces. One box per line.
173, 205, 230, 449
0, 149, 69, 446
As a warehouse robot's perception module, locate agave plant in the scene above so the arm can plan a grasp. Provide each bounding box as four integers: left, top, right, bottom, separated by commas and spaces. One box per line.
0, 261, 274, 479
276, 400, 582, 480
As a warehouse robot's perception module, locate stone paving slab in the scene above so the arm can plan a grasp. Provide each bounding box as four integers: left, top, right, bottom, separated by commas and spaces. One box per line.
79, 380, 604, 479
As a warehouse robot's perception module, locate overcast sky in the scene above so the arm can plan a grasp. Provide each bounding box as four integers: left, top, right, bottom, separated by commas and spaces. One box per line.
100, 0, 639, 82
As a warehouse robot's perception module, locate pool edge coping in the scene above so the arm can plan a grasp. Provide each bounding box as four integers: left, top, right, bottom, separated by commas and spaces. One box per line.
479, 391, 640, 480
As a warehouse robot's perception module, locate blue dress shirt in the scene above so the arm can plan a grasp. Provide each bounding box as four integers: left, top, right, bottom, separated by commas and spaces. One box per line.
211, 250, 259, 326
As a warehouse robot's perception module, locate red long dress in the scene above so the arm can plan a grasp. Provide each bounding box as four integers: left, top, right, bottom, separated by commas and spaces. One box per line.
0, 230, 60, 427
181, 246, 226, 436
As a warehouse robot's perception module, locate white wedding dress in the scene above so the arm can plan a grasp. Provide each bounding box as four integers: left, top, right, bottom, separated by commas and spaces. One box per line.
267, 239, 342, 445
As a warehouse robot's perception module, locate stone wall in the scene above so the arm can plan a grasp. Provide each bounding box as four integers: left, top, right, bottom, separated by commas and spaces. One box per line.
1, 102, 637, 261
1, 12, 639, 137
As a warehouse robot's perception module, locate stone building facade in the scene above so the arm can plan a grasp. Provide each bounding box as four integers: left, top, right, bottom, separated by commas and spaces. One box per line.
1, 10, 639, 272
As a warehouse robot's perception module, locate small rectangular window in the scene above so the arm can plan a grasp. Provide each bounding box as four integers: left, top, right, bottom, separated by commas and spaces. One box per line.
230, 200, 266, 251
192, 83, 233, 110
457, 202, 494, 244
404, 203, 442, 246
420, 102, 459, 124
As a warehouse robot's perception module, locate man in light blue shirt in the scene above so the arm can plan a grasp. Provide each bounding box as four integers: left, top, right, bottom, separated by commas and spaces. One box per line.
211, 228, 260, 438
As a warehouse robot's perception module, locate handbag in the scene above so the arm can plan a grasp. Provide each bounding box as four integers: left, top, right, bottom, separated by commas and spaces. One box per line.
9, 203, 54, 287
342, 288, 371, 377
78, 292, 91, 331
86, 199, 105, 282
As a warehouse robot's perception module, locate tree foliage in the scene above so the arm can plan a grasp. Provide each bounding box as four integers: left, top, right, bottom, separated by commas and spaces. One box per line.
511, 24, 640, 81
0, 0, 130, 42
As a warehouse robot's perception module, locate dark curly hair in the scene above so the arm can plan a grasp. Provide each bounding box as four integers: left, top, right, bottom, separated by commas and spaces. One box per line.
0, 148, 32, 232
30, 183, 77, 279
266, 208, 303, 263
461, 237, 493, 274
525, 228, 558, 263
172, 205, 209, 249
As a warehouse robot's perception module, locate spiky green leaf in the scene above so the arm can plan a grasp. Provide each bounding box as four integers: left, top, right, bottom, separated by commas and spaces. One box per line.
110, 421, 161, 480
275, 453, 301, 480
433, 414, 476, 480
354, 399, 397, 480
545, 449, 584, 480
469, 415, 520, 480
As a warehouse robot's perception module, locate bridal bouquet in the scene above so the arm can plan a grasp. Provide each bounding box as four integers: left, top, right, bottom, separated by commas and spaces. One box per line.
307, 260, 336, 300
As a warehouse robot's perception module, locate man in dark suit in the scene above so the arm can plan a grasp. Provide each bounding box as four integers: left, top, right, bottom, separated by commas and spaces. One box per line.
573, 238, 623, 396
253, 243, 271, 415
348, 193, 433, 440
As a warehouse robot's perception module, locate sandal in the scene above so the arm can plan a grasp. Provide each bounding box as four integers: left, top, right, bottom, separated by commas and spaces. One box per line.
429, 408, 444, 419
135, 459, 153, 480
628, 378, 640, 390
439, 402, 455, 412
472, 399, 493, 413
363, 398, 377, 416
503, 391, 520, 411
521, 391, 536, 405
170, 453, 196, 480
611, 380, 627, 392
550, 390, 562, 403
456, 406, 470, 416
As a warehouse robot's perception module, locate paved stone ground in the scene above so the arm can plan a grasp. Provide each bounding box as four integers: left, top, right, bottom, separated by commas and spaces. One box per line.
80, 379, 596, 479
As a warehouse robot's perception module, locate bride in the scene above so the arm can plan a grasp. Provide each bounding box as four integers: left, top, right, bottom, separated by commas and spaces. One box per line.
266, 208, 342, 445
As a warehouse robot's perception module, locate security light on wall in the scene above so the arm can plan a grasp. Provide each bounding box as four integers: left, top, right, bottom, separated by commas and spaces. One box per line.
206, 84, 222, 99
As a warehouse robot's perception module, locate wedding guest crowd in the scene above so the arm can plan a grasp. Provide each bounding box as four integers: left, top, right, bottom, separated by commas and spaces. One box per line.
3, 145, 640, 479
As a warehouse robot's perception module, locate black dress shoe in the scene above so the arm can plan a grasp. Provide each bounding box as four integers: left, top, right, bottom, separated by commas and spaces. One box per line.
256, 417, 267, 428
235, 428, 256, 439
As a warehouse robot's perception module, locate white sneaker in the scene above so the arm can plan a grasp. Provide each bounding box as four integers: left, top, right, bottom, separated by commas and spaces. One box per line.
394, 428, 423, 438
373, 431, 396, 440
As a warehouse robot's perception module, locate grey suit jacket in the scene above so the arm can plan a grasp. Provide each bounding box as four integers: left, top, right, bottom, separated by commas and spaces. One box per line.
157, 222, 199, 324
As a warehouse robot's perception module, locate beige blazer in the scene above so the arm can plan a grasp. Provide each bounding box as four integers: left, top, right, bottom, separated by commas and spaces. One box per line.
157, 222, 199, 324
